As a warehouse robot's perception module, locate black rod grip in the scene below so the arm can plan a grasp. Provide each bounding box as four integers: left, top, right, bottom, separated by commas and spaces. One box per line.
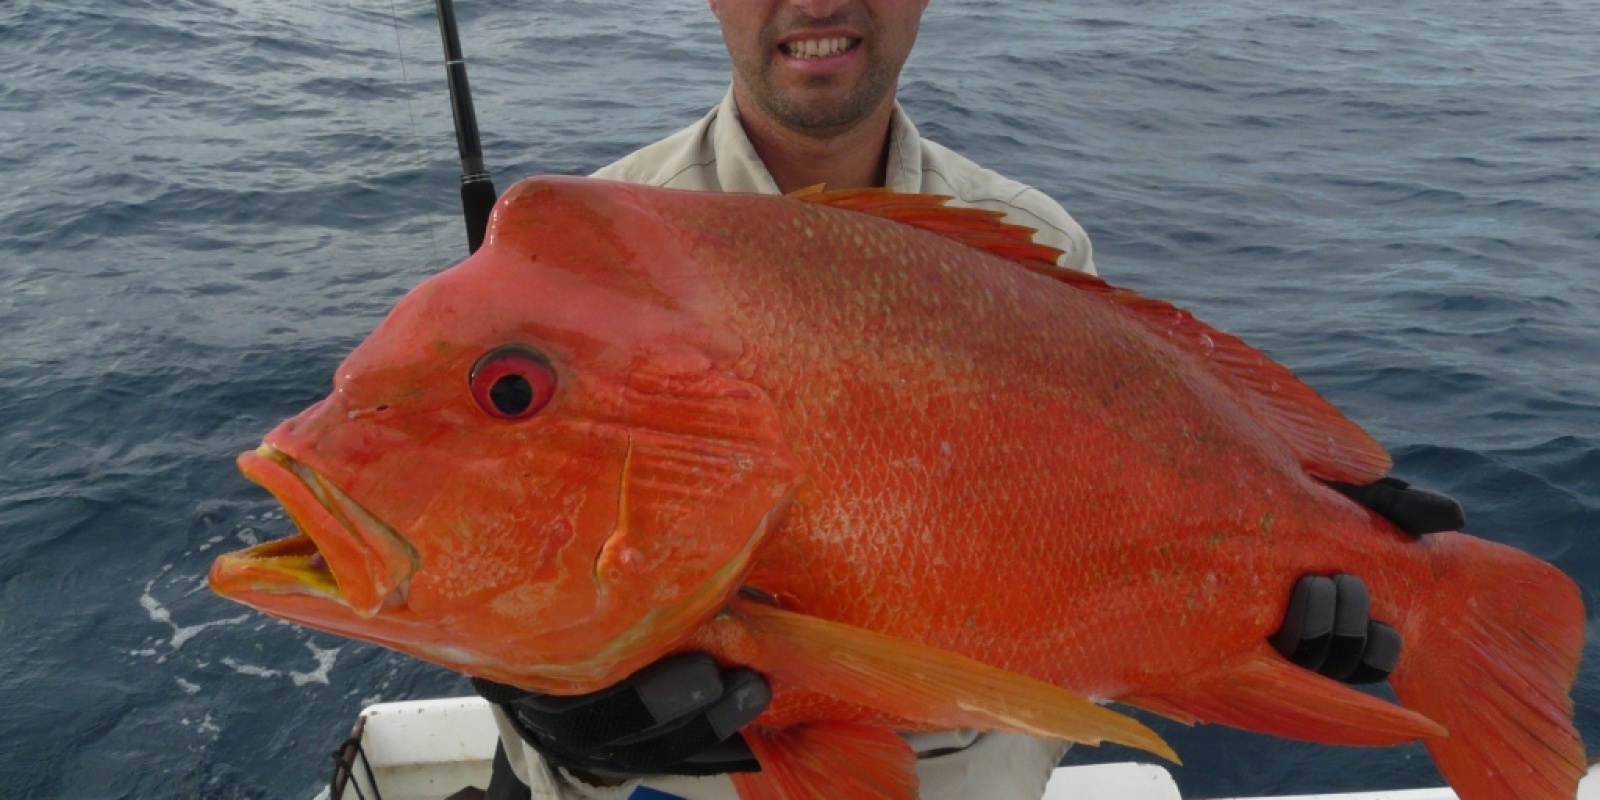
461, 173, 497, 254
436, 0, 498, 253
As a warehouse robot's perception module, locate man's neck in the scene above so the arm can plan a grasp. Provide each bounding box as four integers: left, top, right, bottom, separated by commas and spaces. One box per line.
731, 88, 897, 194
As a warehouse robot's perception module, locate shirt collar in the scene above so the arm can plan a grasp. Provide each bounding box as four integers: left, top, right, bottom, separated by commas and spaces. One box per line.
882, 100, 924, 193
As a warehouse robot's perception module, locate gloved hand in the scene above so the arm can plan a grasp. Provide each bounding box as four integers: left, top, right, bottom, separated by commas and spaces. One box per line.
1325, 476, 1464, 535
1271, 574, 1400, 684
473, 652, 770, 779
1273, 476, 1464, 683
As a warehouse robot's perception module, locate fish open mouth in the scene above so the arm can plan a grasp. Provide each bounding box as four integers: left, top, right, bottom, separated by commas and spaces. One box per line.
222, 528, 341, 597
210, 444, 419, 618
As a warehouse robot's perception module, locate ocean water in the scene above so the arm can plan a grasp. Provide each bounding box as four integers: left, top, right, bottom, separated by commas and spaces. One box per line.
1, 1, 1595, 797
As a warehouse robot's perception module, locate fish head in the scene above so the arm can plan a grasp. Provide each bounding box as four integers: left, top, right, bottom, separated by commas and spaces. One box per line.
210, 177, 800, 693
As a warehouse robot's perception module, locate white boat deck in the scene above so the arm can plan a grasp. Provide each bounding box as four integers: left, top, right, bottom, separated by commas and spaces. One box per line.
327, 697, 1598, 800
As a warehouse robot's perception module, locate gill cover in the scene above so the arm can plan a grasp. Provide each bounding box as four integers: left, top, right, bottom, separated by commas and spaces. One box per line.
466, 178, 807, 687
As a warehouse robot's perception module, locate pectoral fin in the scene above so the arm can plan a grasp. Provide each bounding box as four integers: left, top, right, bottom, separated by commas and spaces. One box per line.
726, 597, 1177, 763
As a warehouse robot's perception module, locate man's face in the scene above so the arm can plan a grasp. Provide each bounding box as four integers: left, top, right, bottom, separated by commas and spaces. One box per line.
708, 0, 930, 138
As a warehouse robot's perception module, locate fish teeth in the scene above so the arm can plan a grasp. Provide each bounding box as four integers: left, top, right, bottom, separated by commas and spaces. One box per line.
783, 36, 856, 59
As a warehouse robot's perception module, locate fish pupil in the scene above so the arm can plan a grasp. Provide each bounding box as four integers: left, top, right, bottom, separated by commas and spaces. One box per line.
489, 374, 534, 415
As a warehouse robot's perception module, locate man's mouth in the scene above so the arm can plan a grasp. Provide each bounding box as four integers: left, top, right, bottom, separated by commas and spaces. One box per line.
780, 36, 860, 60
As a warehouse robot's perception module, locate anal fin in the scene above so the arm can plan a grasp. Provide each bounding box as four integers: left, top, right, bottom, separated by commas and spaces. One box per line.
731, 723, 917, 800
1122, 647, 1445, 746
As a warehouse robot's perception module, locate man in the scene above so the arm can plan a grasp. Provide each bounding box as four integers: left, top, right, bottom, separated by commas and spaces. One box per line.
473, 2, 1464, 798
590, 0, 1094, 276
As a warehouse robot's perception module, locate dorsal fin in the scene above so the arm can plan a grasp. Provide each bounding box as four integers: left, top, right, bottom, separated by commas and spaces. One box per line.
794, 188, 1391, 483
792, 188, 1069, 268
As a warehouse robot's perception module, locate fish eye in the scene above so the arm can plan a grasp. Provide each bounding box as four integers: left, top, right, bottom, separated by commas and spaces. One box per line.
469, 347, 556, 420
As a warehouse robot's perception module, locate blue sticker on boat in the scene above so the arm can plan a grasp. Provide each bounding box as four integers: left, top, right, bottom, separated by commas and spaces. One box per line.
631, 788, 687, 800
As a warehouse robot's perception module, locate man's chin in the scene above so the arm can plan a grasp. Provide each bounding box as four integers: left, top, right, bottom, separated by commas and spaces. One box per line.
762, 88, 886, 138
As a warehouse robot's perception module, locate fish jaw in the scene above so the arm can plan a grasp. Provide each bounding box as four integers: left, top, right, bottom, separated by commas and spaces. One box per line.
211, 444, 419, 618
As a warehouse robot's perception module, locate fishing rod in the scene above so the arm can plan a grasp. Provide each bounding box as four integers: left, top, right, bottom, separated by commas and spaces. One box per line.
434, 0, 497, 254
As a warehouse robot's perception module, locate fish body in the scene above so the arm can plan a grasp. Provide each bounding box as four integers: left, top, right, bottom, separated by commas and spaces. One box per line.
211, 177, 1584, 800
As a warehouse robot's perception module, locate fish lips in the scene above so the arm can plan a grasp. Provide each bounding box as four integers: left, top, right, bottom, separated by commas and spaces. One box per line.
210, 444, 419, 619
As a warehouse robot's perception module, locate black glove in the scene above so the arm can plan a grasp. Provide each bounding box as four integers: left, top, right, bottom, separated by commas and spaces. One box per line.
1325, 476, 1464, 535
473, 652, 770, 779
1271, 574, 1400, 684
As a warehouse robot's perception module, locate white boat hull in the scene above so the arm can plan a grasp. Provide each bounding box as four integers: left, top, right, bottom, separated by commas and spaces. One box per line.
321, 697, 1597, 800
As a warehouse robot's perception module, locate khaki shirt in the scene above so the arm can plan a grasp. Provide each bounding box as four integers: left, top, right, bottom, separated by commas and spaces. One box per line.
593, 89, 1096, 275
498, 88, 1082, 800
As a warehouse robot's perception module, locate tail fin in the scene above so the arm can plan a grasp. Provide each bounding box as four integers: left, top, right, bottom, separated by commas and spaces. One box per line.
1390, 533, 1586, 800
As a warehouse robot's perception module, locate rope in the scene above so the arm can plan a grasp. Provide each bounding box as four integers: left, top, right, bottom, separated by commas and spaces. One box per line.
328, 708, 384, 800
330, 732, 384, 800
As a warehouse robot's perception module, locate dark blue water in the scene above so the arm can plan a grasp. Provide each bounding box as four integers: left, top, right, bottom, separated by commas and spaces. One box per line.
1, 1, 1595, 797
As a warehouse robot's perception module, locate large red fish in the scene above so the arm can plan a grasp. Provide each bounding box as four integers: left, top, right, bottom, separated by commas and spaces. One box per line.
211, 177, 1585, 800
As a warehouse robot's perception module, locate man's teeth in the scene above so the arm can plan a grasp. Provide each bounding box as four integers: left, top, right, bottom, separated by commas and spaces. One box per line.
784, 37, 856, 59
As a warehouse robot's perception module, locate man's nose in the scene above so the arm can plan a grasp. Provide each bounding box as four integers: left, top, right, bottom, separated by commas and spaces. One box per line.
788, 0, 851, 18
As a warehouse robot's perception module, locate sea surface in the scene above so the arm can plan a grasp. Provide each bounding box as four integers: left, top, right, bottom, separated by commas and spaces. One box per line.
1, 1, 1596, 797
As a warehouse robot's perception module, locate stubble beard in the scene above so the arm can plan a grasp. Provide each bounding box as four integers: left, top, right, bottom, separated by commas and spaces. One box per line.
748, 57, 897, 139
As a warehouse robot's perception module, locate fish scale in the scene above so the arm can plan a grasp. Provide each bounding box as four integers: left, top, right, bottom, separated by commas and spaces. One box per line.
689, 192, 1303, 671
